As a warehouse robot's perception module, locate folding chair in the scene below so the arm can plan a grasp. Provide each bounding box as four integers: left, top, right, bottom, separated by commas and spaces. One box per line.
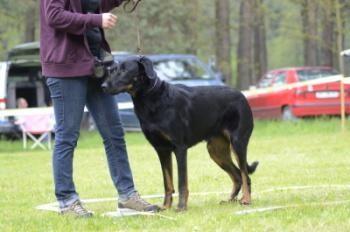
17, 114, 54, 150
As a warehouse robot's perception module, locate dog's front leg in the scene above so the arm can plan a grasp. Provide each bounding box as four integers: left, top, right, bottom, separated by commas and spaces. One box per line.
174, 147, 189, 211
156, 148, 174, 210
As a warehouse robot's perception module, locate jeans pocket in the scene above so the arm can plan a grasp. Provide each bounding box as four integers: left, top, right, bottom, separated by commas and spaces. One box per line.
46, 78, 62, 99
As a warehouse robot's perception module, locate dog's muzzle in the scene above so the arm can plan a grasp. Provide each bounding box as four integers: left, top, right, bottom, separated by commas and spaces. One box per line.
101, 62, 120, 93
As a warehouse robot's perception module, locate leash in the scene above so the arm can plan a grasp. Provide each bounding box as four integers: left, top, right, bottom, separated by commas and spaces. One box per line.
123, 0, 143, 53
135, 3, 142, 53
123, 0, 142, 13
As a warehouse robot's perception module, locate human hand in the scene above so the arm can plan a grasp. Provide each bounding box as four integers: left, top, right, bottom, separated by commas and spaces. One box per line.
102, 13, 117, 29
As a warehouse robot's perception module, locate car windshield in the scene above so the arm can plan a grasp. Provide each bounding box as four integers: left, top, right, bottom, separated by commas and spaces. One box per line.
258, 73, 275, 88
153, 58, 214, 81
297, 69, 339, 82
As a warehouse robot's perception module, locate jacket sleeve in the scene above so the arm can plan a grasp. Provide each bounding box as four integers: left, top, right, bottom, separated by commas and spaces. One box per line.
100, 0, 124, 12
44, 0, 102, 35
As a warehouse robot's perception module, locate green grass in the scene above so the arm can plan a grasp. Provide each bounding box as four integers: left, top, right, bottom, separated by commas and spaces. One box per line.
1, 119, 350, 231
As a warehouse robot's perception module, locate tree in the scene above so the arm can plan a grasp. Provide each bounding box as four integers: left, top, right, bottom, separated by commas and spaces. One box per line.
183, 0, 199, 54
319, 0, 336, 67
301, 0, 319, 66
24, 0, 37, 42
237, 0, 254, 90
334, 0, 347, 70
215, 0, 232, 85
0, 0, 349, 72
253, 0, 268, 81
0, 1, 26, 58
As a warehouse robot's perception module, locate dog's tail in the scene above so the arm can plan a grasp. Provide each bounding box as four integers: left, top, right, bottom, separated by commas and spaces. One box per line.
247, 161, 259, 175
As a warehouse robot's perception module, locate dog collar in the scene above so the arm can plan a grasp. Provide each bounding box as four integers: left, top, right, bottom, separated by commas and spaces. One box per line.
145, 78, 161, 95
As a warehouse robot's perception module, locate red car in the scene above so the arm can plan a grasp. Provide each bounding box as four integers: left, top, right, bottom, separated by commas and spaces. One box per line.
244, 67, 350, 120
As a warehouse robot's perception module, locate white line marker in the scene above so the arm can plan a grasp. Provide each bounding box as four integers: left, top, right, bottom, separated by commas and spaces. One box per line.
253, 184, 350, 195
35, 192, 229, 212
35, 184, 350, 217
235, 200, 350, 215
103, 209, 176, 220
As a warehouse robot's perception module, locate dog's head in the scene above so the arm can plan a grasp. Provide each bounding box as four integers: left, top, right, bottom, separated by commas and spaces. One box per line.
101, 56, 157, 95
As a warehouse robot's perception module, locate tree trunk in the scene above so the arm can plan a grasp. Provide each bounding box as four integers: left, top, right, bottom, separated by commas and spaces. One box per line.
333, 0, 347, 70
301, 0, 319, 66
215, 0, 232, 85
253, 0, 268, 82
320, 0, 335, 67
184, 0, 198, 54
24, 0, 37, 42
237, 0, 254, 90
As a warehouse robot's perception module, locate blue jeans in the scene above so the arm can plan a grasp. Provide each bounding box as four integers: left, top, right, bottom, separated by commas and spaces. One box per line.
46, 77, 136, 208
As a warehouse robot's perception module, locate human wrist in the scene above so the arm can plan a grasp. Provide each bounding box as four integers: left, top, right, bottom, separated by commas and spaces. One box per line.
87, 13, 103, 28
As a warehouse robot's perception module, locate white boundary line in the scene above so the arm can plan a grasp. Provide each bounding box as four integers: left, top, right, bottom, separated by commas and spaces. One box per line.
235, 200, 350, 215
103, 210, 176, 220
234, 184, 350, 215
35, 184, 350, 216
253, 184, 350, 195
35, 191, 229, 212
103, 211, 157, 219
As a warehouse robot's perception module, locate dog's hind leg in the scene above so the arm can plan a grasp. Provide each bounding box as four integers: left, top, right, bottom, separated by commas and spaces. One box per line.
226, 99, 258, 205
156, 148, 175, 209
207, 136, 242, 202
230, 130, 253, 205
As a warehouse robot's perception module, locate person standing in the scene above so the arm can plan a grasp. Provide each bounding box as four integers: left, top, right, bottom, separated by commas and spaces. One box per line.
40, 0, 159, 217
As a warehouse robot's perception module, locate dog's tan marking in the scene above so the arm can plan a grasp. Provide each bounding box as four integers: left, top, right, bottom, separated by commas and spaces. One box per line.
207, 136, 242, 201
163, 169, 174, 209
223, 129, 231, 141
125, 84, 136, 97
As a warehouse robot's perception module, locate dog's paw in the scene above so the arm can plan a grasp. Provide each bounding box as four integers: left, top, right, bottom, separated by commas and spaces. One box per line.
219, 198, 238, 205
239, 198, 251, 206
175, 206, 187, 212
160, 205, 172, 211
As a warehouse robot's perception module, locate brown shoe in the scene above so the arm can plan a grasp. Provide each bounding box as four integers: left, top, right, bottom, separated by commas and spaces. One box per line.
118, 193, 160, 212
60, 200, 93, 218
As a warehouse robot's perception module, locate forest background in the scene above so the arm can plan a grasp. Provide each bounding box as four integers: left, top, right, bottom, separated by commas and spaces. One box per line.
0, 0, 349, 89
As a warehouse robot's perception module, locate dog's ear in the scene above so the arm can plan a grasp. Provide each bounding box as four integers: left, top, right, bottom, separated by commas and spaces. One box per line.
138, 56, 157, 79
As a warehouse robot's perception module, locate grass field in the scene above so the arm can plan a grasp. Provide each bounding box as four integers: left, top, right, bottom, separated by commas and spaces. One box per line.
1, 119, 350, 232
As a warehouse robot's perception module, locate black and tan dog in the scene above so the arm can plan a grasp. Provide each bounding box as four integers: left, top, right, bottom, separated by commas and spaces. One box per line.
102, 56, 258, 211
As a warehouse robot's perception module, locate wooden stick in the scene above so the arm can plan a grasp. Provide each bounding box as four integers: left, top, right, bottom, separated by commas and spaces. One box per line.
336, 0, 346, 131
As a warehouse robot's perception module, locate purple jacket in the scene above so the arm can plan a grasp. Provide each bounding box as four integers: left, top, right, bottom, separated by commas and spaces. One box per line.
40, 0, 124, 77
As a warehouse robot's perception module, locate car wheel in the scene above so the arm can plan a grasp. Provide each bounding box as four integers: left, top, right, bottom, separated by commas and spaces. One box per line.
282, 106, 298, 121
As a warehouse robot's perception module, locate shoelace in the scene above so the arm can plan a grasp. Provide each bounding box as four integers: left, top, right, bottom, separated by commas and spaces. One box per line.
71, 201, 90, 215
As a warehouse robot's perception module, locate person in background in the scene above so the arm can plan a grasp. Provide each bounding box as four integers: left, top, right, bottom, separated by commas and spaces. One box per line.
16, 98, 29, 109
40, 0, 159, 217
